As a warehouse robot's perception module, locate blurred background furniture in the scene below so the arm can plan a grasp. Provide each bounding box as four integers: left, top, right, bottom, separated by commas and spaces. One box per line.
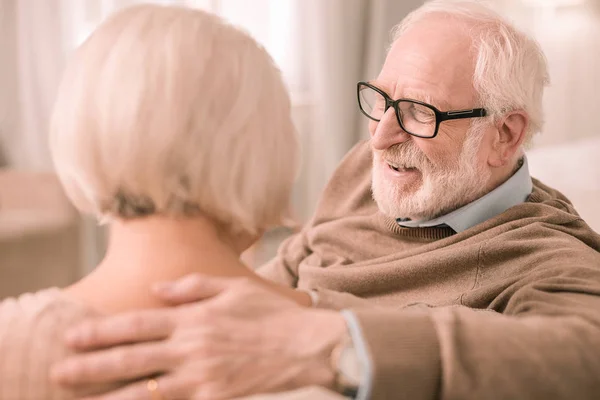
0, 170, 81, 299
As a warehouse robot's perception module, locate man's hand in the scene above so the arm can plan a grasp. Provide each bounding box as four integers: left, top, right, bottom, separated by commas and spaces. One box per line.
51, 274, 347, 400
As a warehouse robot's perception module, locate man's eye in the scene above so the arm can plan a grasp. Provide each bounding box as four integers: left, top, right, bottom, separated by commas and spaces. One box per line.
411, 105, 435, 123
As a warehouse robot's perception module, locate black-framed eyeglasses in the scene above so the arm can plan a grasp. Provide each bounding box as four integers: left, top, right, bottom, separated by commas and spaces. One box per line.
357, 81, 487, 139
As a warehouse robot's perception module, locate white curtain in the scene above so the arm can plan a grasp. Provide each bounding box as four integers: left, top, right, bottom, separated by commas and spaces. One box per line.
0, 0, 65, 170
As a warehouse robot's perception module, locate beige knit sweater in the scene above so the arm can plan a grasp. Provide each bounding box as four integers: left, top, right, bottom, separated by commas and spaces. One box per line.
258, 140, 600, 400
0, 289, 102, 400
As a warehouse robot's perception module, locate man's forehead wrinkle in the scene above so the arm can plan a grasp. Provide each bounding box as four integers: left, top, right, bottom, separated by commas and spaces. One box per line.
370, 77, 449, 110
386, 56, 471, 103
371, 78, 397, 94
403, 88, 449, 110
377, 26, 480, 111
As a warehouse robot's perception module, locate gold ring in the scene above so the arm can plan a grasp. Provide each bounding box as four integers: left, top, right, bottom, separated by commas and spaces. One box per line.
147, 379, 164, 400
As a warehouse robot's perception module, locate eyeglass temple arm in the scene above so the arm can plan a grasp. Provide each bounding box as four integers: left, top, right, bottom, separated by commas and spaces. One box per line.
439, 108, 487, 122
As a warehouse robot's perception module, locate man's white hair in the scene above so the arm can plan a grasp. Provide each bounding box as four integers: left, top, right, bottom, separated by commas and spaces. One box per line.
391, 0, 550, 143
50, 5, 299, 236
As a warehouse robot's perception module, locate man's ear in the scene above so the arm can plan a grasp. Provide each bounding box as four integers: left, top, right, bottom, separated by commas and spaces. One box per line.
488, 111, 529, 168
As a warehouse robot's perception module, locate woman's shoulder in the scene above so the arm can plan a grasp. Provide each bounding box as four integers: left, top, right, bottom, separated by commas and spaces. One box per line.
0, 288, 98, 400
1, 287, 75, 312
0, 288, 95, 337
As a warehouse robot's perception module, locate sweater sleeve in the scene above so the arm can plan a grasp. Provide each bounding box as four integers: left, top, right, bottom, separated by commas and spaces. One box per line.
257, 242, 375, 309
256, 230, 309, 288
349, 245, 600, 399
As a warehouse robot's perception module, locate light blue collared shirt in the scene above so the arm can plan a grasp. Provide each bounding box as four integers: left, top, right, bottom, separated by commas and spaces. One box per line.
396, 157, 533, 233
343, 157, 533, 400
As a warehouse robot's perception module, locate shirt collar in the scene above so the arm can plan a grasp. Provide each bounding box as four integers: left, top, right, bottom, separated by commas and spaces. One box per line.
397, 156, 533, 233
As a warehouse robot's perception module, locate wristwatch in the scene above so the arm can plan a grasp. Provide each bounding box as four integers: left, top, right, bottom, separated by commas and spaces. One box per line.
330, 332, 362, 397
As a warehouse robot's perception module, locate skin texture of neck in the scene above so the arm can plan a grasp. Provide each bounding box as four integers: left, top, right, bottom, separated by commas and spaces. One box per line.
64, 215, 260, 314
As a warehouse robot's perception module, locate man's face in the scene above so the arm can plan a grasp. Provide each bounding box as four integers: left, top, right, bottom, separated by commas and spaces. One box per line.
370, 17, 493, 220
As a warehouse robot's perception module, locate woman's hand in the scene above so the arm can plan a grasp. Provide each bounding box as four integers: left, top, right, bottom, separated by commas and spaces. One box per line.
51, 274, 347, 400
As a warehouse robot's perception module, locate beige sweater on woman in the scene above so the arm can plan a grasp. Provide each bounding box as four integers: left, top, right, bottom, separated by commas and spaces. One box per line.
0, 290, 129, 399
0, 289, 95, 399
258, 140, 600, 400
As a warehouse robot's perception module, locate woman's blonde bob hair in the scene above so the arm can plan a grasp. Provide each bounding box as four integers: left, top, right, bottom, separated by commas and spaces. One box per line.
50, 4, 299, 236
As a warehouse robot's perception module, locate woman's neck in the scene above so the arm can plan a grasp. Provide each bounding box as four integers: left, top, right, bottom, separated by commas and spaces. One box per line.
64, 215, 258, 314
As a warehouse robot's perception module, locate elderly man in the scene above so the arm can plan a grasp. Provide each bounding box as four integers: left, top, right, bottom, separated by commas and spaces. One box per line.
51, 1, 600, 399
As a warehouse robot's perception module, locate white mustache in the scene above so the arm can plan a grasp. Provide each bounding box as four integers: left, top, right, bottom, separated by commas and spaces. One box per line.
379, 142, 431, 171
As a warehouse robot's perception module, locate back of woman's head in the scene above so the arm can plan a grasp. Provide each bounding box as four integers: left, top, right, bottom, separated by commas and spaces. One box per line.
50, 5, 299, 236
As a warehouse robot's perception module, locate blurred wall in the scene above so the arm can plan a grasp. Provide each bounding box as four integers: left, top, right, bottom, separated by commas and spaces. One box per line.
0, 0, 19, 167
501, 0, 600, 149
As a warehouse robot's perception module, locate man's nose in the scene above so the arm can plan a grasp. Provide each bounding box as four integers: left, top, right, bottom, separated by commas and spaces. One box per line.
370, 107, 411, 151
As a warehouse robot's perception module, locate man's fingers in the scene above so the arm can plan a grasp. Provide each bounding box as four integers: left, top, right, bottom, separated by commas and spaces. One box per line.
153, 273, 236, 305
51, 341, 177, 386
77, 374, 192, 400
65, 309, 174, 350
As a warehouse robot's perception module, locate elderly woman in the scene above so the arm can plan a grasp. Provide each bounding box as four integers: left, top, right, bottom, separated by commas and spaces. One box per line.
0, 4, 310, 399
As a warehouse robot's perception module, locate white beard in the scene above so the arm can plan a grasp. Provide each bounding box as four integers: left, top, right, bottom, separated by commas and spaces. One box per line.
371, 126, 491, 221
